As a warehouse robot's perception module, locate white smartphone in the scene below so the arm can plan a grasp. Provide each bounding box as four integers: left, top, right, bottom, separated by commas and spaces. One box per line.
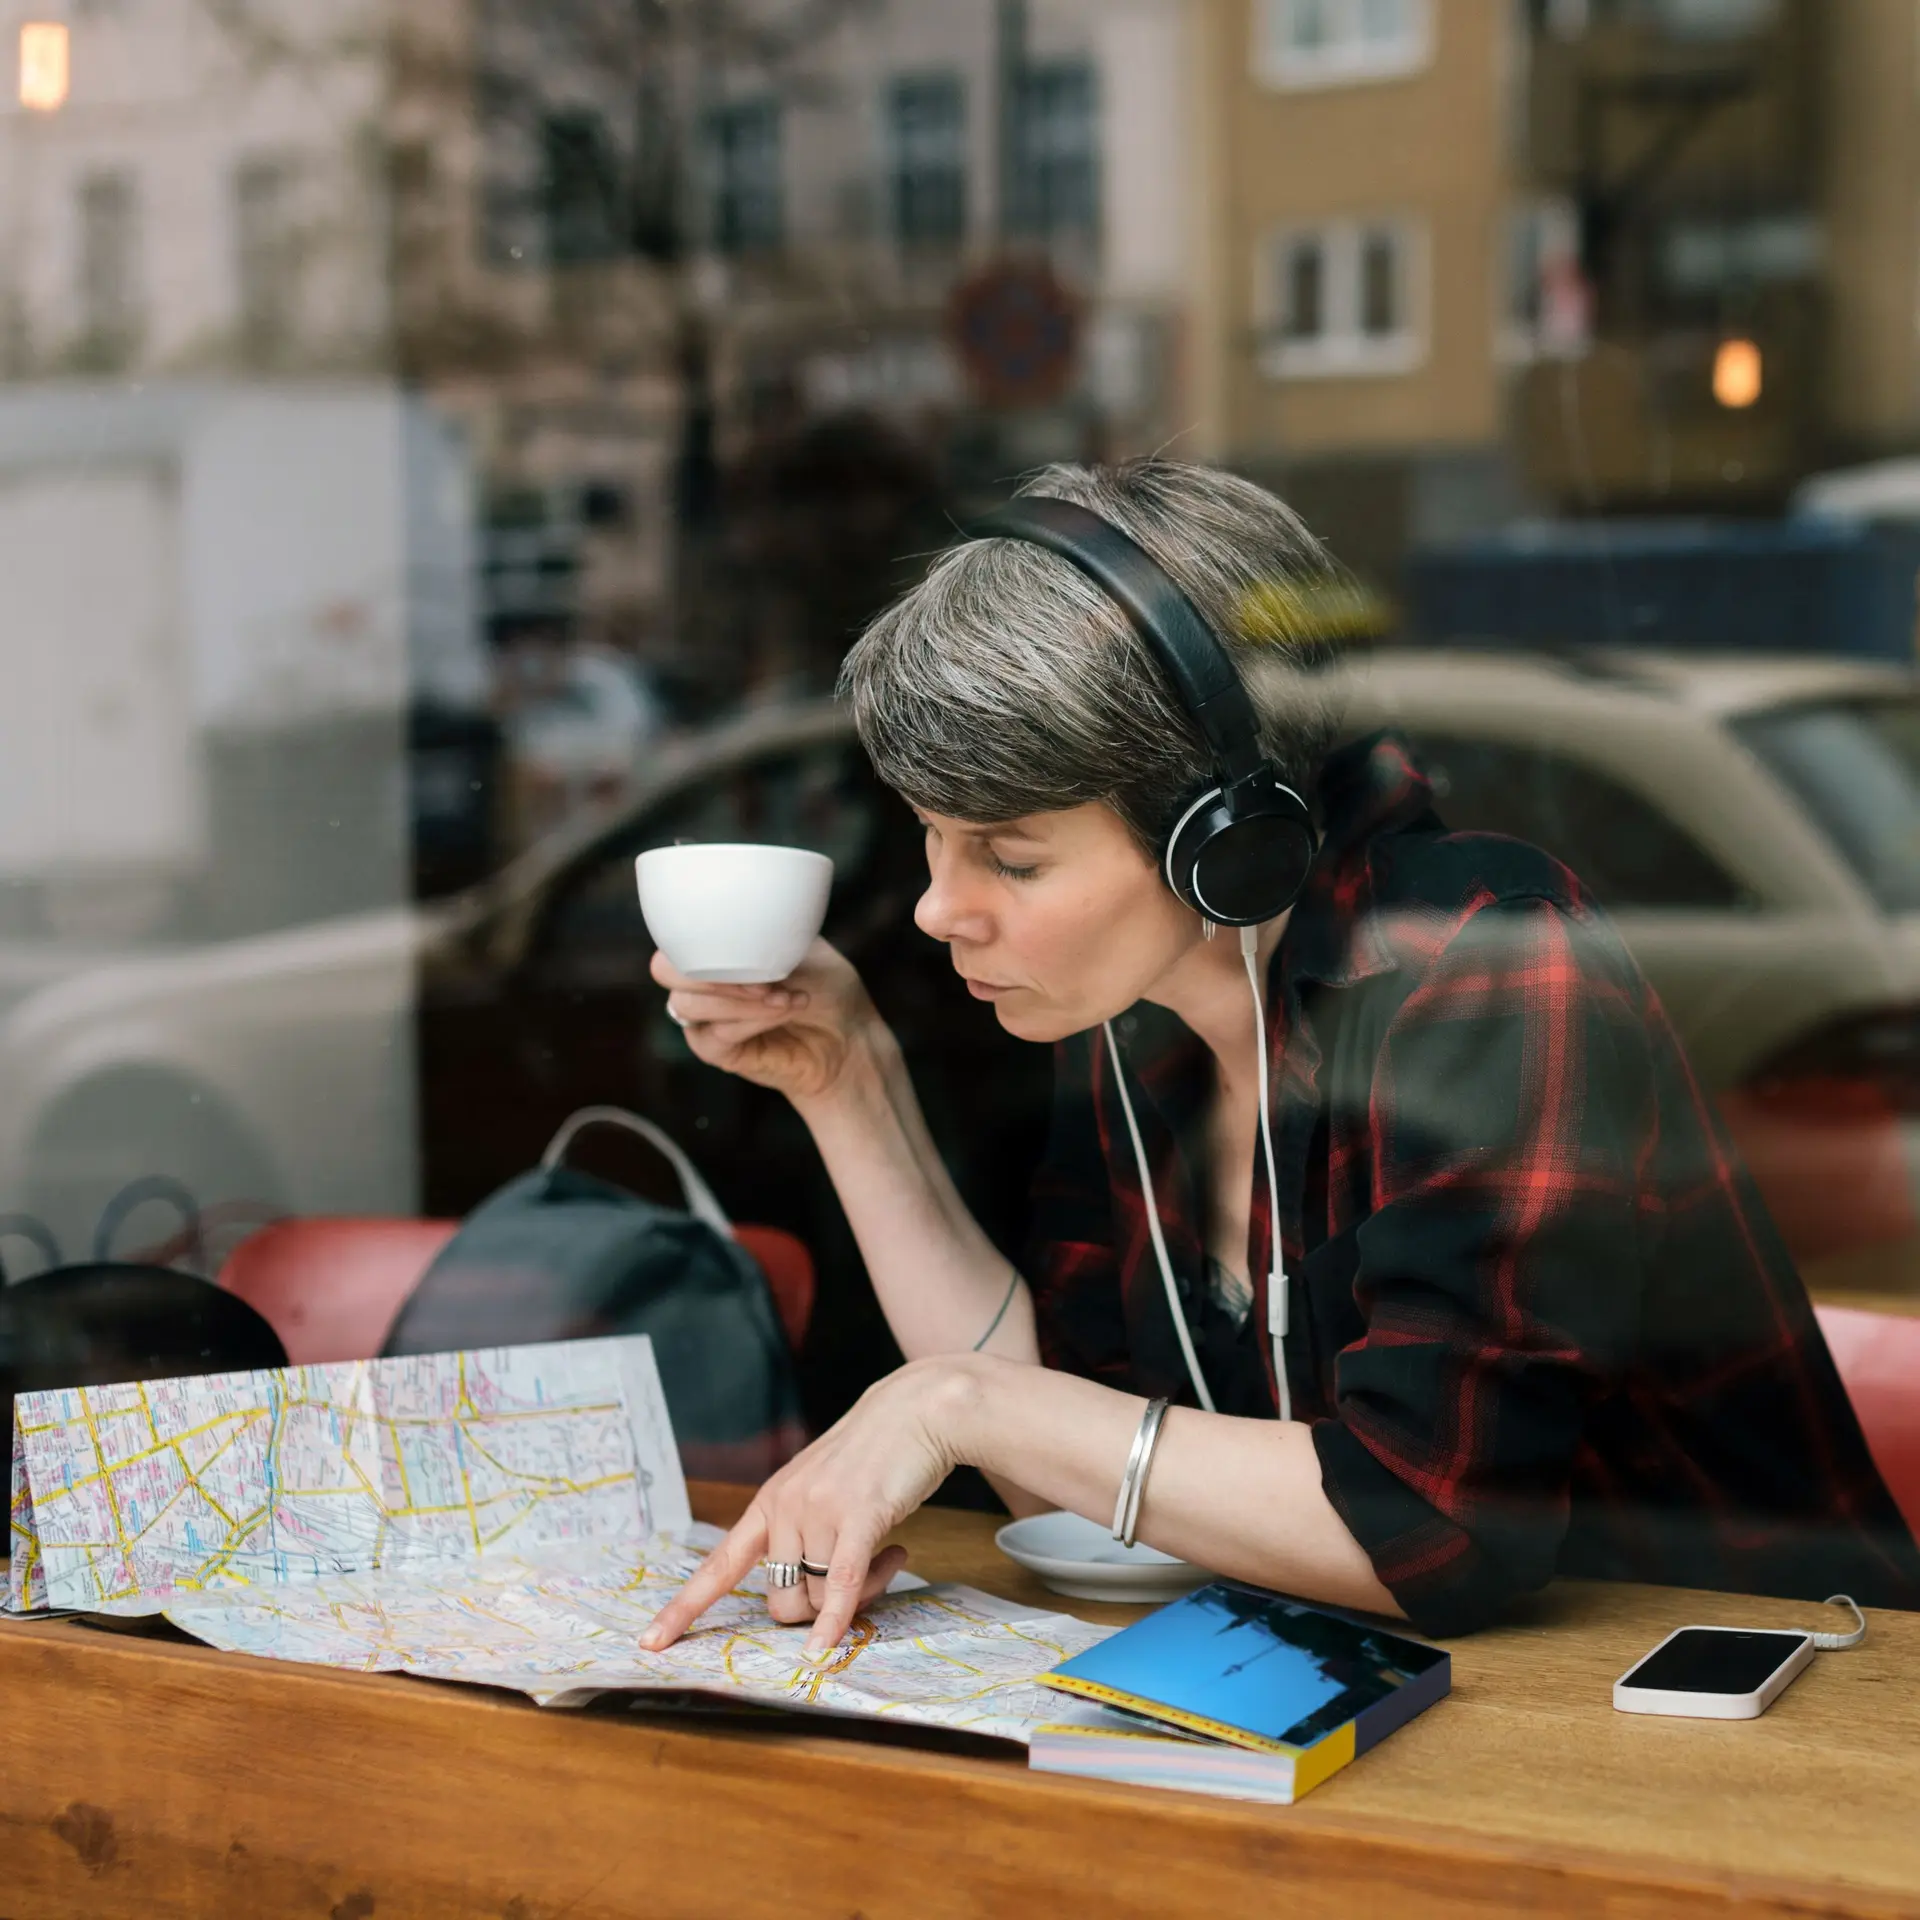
1613, 1625, 1816, 1720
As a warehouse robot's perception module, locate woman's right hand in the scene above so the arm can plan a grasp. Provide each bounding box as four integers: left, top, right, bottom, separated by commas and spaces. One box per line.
651, 940, 878, 1108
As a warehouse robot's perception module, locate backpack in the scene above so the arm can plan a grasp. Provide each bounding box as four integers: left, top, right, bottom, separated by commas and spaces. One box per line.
381, 1107, 806, 1482
1, 1178, 286, 1468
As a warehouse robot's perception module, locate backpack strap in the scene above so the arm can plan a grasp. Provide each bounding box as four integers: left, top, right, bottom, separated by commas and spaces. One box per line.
539, 1106, 735, 1239
94, 1176, 205, 1269
0, 1211, 62, 1283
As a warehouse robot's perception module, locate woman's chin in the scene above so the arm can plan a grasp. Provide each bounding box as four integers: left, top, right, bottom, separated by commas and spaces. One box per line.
991, 999, 1076, 1044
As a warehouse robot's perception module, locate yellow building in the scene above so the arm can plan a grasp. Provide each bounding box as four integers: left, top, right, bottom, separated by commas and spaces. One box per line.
1188, 0, 1920, 584
1186, 0, 1519, 583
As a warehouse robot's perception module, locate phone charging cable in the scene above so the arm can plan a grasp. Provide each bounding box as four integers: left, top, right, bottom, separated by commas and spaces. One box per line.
1809, 1595, 1868, 1650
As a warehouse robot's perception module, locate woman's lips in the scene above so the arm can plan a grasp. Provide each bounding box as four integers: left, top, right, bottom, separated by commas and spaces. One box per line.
962, 976, 1016, 1000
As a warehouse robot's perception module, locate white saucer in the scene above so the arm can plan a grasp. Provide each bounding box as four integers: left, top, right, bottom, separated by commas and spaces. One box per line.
994, 1510, 1212, 1602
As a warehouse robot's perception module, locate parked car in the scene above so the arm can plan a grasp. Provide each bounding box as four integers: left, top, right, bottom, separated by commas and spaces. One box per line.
1316, 646, 1920, 1281
7, 648, 1920, 1416
0, 704, 1048, 1421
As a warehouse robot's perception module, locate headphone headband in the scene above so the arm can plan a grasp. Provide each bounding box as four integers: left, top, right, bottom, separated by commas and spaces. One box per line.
970, 498, 1267, 791
965, 492, 1315, 927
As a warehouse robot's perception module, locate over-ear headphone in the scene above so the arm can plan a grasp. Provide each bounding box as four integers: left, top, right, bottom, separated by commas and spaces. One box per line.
969, 496, 1316, 928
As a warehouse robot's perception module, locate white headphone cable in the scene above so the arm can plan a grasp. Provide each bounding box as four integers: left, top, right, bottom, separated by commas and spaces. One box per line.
1240, 925, 1291, 1423
1103, 1020, 1216, 1414
1102, 930, 1290, 1421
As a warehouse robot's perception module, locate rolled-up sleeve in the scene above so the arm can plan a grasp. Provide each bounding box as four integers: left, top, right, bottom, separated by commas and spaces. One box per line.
1313, 897, 1653, 1636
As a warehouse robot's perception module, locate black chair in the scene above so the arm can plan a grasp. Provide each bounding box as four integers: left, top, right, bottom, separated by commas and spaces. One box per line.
1, 1264, 288, 1467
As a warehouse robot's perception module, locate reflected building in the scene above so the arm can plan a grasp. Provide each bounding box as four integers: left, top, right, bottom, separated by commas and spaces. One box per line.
0, 0, 1193, 1271
443, 0, 1194, 711
1190, 0, 1920, 590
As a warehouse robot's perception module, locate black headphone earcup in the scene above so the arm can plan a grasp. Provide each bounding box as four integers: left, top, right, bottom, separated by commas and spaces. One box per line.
1165, 775, 1315, 927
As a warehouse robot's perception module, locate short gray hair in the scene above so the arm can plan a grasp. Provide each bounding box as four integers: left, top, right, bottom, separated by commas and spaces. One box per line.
839, 460, 1345, 854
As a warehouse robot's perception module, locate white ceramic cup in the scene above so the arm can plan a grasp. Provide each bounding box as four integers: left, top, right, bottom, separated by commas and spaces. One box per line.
635, 843, 834, 984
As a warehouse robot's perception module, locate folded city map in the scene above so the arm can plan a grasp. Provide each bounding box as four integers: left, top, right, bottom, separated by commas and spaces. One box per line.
5, 1335, 1108, 1744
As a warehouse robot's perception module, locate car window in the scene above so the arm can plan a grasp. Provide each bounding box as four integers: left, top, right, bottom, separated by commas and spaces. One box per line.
1732, 698, 1920, 913
534, 743, 885, 988
1409, 734, 1753, 911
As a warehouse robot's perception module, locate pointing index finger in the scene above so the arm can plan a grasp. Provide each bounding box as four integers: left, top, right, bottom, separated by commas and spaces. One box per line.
641, 1508, 768, 1651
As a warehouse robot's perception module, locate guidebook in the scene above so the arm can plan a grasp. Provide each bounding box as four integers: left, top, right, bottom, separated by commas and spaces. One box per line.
1030, 1580, 1450, 1803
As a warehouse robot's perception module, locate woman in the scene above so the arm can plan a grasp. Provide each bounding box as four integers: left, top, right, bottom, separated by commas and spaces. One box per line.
642, 460, 1920, 1663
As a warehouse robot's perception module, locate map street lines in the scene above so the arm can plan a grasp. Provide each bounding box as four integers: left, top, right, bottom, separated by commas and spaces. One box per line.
8, 1336, 687, 1614
164, 1533, 1112, 1744
7, 1334, 1110, 1744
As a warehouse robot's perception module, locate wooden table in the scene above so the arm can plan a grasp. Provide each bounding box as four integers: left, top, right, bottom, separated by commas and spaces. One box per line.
4, 1483, 1918, 1920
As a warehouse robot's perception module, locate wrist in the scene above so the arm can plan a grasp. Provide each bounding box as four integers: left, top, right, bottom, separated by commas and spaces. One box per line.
920, 1352, 1006, 1474
789, 1006, 894, 1126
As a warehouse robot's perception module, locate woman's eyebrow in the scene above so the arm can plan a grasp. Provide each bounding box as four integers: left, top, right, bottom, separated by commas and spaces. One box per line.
914, 812, 1049, 844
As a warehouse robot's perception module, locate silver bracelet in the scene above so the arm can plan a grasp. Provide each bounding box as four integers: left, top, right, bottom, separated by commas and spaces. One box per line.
1110, 1396, 1171, 1549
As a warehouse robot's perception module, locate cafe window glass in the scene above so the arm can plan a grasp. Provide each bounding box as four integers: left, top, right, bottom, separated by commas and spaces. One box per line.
4, 0, 1915, 1602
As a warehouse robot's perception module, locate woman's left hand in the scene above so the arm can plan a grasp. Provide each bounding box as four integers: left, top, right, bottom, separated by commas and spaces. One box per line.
640, 1357, 987, 1661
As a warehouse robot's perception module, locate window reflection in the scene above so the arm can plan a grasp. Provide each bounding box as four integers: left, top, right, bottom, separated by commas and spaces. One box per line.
0, 0, 1916, 1495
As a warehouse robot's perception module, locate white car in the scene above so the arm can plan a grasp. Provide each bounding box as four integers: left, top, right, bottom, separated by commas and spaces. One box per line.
1318, 647, 1920, 1283
3, 653, 1920, 1290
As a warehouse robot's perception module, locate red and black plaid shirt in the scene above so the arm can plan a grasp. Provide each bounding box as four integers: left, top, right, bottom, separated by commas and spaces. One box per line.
1025, 731, 1920, 1635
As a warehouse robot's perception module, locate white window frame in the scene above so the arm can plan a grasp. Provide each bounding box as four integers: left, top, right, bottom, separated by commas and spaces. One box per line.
1258, 216, 1428, 380
1253, 0, 1435, 92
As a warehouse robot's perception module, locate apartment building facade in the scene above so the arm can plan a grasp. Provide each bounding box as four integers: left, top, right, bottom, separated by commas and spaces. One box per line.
1186, 0, 1520, 585
4, 0, 1191, 675
1191, 0, 1920, 588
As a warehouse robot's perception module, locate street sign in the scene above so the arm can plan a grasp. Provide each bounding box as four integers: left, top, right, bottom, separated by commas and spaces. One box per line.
947, 258, 1082, 409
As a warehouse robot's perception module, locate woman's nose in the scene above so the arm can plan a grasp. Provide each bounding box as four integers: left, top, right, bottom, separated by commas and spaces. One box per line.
915, 859, 991, 945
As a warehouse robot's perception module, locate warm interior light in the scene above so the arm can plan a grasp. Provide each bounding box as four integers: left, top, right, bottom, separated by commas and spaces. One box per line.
1713, 336, 1764, 410
18, 23, 69, 111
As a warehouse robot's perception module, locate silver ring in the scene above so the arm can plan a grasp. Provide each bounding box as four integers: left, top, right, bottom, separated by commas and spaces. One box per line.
667, 1005, 690, 1028
761, 1558, 804, 1589
800, 1558, 831, 1579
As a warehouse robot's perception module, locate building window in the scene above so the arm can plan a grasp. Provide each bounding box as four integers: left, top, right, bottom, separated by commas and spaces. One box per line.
1644, 0, 1780, 40
1278, 234, 1326, 341
1011, 59, 1098, 241
1260, 218, 1425, 378
543, 109, 624, 266
1255, 0, 1433, 89
1359, 227, 1400, 336
887, 72, 967, 247
1660, 212, 1822, 301
709, 98, 783, 256
75, 169, 140, 360
233, 157, 298, 360
631, 79, 679, 261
